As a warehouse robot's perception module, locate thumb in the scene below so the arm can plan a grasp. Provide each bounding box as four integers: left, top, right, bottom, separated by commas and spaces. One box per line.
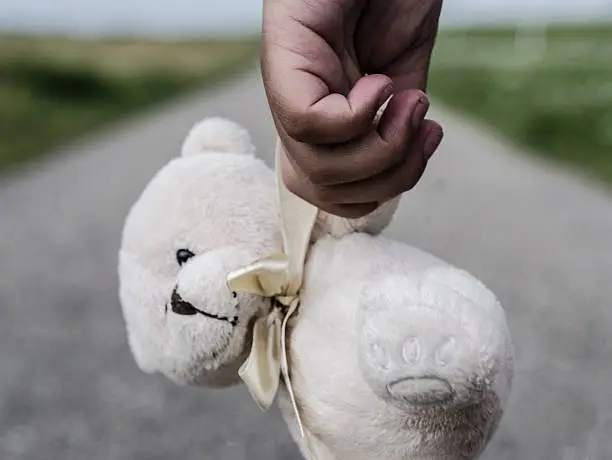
274, 73, 394, 145
309, 74, 394, 143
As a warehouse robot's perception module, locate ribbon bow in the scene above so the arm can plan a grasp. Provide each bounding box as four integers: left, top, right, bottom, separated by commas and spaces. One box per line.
226, 140, 319, 448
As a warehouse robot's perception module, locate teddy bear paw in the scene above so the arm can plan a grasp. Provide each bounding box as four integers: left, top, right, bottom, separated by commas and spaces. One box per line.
356, 268, 512, 411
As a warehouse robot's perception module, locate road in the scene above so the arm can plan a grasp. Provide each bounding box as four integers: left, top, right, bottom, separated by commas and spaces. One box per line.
1, 69, 612, 460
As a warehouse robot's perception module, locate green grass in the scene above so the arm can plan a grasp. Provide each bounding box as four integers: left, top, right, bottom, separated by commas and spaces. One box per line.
0, 36, 260, 173
429, 23, 612, 184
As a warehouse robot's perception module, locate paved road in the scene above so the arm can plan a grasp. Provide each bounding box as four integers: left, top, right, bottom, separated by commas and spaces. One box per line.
1, 69, 612, 460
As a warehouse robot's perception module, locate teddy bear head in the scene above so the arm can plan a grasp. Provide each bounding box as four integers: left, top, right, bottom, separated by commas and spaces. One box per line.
118, 118, 282, 387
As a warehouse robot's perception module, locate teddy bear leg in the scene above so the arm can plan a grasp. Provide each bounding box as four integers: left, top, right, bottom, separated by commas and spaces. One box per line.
355, 268, 512, 456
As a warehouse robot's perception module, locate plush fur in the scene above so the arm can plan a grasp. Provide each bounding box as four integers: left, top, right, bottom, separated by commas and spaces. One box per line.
118, 117, 514, 459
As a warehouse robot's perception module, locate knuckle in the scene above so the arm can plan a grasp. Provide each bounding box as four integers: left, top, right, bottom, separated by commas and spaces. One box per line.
281, 111, 319, 143
305, 163, 333, 186
310, 185, 335, 204
285, 146, 337, 186
284, 121, 313, 143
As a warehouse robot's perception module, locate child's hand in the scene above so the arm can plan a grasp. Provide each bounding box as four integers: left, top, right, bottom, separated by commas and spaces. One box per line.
262, 0, 445, 218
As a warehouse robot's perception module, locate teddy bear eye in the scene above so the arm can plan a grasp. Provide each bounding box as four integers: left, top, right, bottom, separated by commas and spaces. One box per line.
176, 249, 195, 266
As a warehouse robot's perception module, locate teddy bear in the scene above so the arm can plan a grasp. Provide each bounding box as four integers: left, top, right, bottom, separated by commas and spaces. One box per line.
118, 117, 514, 460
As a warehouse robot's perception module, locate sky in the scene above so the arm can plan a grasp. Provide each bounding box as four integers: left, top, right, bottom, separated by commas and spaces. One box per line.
1, 0, 611, 37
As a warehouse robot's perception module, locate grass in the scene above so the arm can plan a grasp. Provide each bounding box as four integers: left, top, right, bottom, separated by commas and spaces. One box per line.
429, 23, 612, 185
0, 35, 260, 173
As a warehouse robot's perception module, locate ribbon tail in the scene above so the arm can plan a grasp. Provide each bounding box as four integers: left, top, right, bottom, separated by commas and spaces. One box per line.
280, 301, 318, 460
280, 299, 306, 439
275, 140, 319, 294
238, 313, 283, 411
275, 139, 319, 459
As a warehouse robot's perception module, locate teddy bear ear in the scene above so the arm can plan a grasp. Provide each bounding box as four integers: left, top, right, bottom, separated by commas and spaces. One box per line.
180, 117, 256, 157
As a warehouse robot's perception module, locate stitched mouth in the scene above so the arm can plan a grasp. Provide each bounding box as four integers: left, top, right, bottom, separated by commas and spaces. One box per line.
168, 288, 238, 326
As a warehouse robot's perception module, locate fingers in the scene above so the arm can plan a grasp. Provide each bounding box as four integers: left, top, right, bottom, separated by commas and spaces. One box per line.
280, 153, 380, 218
314, 120, 443, 205
279, 89, 429, 186
281, 118, 444, 218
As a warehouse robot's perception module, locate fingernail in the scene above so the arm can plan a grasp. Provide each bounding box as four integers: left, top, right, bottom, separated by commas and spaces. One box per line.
423, 125, 443, 160
412, 93, 430, 131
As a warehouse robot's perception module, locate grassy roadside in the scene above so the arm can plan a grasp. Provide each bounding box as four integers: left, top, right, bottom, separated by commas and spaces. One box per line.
0, 36, 260, 173
429, 23, 612, 185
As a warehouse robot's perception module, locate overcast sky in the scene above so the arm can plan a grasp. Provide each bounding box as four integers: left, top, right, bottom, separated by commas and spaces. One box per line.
1, 0, 611, 37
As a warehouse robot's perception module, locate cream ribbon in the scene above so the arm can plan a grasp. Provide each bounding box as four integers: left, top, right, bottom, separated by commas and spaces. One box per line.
226, 140, 319, 452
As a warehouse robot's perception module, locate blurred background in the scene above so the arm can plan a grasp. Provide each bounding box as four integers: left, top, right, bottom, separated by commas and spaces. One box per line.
0, 1, 611, 459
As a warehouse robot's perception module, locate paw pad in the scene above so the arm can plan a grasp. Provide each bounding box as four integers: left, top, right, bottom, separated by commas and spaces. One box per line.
434, 336, 457, 367
401, 337, 421, 365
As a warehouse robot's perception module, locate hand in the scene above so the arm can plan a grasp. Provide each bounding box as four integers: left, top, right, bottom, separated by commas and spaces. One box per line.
262, 0, 445, 218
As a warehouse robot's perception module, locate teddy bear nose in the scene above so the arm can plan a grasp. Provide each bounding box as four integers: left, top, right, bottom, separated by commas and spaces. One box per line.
170, 288, 199, 316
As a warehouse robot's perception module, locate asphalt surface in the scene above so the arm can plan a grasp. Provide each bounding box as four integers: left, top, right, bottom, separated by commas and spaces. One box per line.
1, 69, 612, 460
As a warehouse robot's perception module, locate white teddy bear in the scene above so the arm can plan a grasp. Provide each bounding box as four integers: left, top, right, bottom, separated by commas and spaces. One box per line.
118, 117, 514, 460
